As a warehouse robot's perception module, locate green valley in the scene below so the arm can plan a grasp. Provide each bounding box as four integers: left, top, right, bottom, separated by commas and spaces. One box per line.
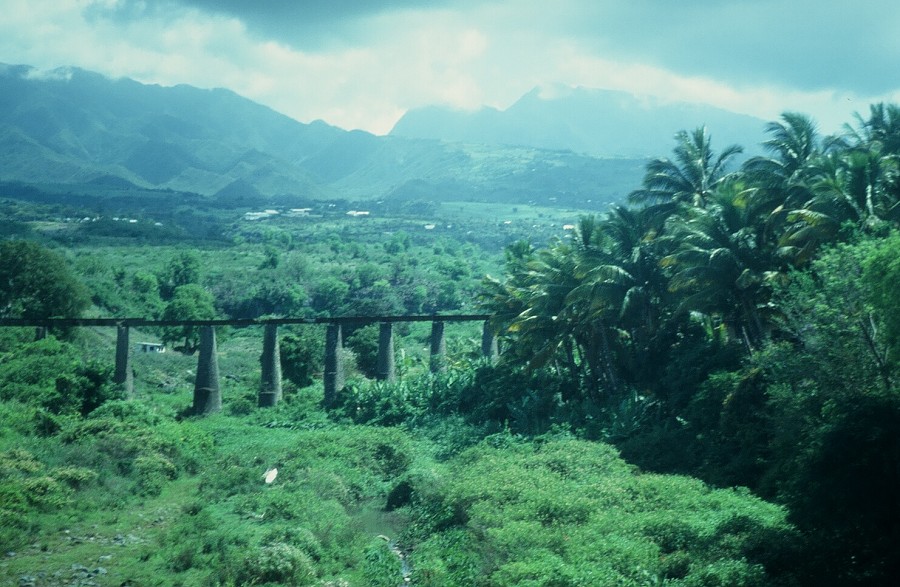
1, 66, 899, 586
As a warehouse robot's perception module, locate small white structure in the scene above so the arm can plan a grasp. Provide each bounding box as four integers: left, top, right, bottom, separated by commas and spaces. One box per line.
137, 342, 166, 353
244, 210, 281, 221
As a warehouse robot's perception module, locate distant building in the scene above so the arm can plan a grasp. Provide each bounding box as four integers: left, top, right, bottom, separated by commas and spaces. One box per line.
137, 342, 166, 353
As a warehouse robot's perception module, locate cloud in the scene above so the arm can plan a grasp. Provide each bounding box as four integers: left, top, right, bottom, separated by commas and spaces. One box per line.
545, 0, 900, 95
101, 0, 467, 49
106, 0, 900, 94
1, 0, 898, 135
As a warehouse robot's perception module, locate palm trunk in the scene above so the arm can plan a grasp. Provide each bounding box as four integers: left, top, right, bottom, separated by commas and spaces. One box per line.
859, 313, 892, 392
596, 321, 622, 399
739, 294, 766, 352
577, 335, 602, 401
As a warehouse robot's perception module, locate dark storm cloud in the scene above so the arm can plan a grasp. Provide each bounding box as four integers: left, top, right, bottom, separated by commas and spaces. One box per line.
562, 0, 900, 95
97, 0, 462, 48
83, 0, 900, 98
180, 0, 449, 22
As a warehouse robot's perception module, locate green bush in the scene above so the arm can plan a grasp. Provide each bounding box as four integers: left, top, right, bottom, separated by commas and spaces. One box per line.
0, 449, 74, 514
236, 542, 316, 586
50, 465, 99, 489
345, 324, 381, 378
363, 539, 405, 587
336, 380, 428, 426
261, 526, 324, 563
0, 337, 119, 416
280, 327, 325, 388
403, 436, 799, 586
134, 453, 178, 496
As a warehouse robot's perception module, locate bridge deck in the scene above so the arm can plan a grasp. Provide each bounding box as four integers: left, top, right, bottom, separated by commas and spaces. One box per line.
0, 314, 491, 328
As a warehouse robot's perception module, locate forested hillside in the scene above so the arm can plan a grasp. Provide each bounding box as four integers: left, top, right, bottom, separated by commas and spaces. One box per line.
0, 64, 644, 209
1, 104, 898, 586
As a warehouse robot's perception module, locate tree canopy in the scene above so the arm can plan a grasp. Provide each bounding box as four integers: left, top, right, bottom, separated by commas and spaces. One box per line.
0, 240, 90, 320
160, 284, 217, 353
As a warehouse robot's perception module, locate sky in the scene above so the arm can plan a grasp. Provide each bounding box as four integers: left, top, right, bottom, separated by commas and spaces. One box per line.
2, 0, 899, 135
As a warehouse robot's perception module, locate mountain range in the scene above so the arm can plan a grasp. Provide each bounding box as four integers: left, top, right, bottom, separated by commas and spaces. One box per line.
0, 64, 768, 209
391, 85, 767, 159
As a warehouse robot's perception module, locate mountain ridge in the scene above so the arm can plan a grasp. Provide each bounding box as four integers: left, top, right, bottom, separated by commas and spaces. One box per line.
0, 64, 763, 209
390, 85, 767, 158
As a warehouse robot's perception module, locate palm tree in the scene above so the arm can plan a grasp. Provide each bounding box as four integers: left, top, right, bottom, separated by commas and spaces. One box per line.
629, 127, 744, 211
481, 240, 534, 325
830, 104, 900, 226
567, 206, 675, 393
841, 102, 900, 156
660, 179, 782, 352
741, 113, 824, 265
481, 238, 585, 382
743, 112, 820, 207
482, 216, 647, 401
776, 104, 900, 242
806, 146, 900, 229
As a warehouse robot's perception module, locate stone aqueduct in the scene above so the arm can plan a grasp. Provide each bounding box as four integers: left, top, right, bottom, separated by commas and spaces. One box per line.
0, 315, 498, 415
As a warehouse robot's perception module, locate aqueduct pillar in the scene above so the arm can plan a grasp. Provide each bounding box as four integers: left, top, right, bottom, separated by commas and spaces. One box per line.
193, 326, 222, 415
259, 324, 282, 407
376, 322, 396, 382
430, 321, 447, 373
482, 320, 499, 363
113, 325, 134, 397
323, 323, 345, 406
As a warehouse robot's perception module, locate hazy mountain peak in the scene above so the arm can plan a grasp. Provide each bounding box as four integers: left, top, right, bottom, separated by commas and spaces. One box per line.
521, 83, 577, 102
392, 86, 766, 157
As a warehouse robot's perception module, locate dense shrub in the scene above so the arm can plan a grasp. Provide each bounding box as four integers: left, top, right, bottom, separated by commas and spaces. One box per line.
0, 337, 120, 416
0, 448, 92, 548
236, 542, 316, 585
345, 324, 381, 378
280, 327, 325, 388
402, 435, 800, 586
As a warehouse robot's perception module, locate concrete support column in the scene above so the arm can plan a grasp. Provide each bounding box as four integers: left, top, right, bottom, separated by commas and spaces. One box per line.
34, 326, 47, 341
113, 325, 134, 397
193, 326, 222, 415
430, 321, 447, 373
323, 323, 344, 406
481, 320, 499, 363
376, 322, 396, 382
258, 324, 282, 407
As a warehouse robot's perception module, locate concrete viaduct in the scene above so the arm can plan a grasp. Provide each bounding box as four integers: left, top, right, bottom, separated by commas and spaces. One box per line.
0, 315, 498, 416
